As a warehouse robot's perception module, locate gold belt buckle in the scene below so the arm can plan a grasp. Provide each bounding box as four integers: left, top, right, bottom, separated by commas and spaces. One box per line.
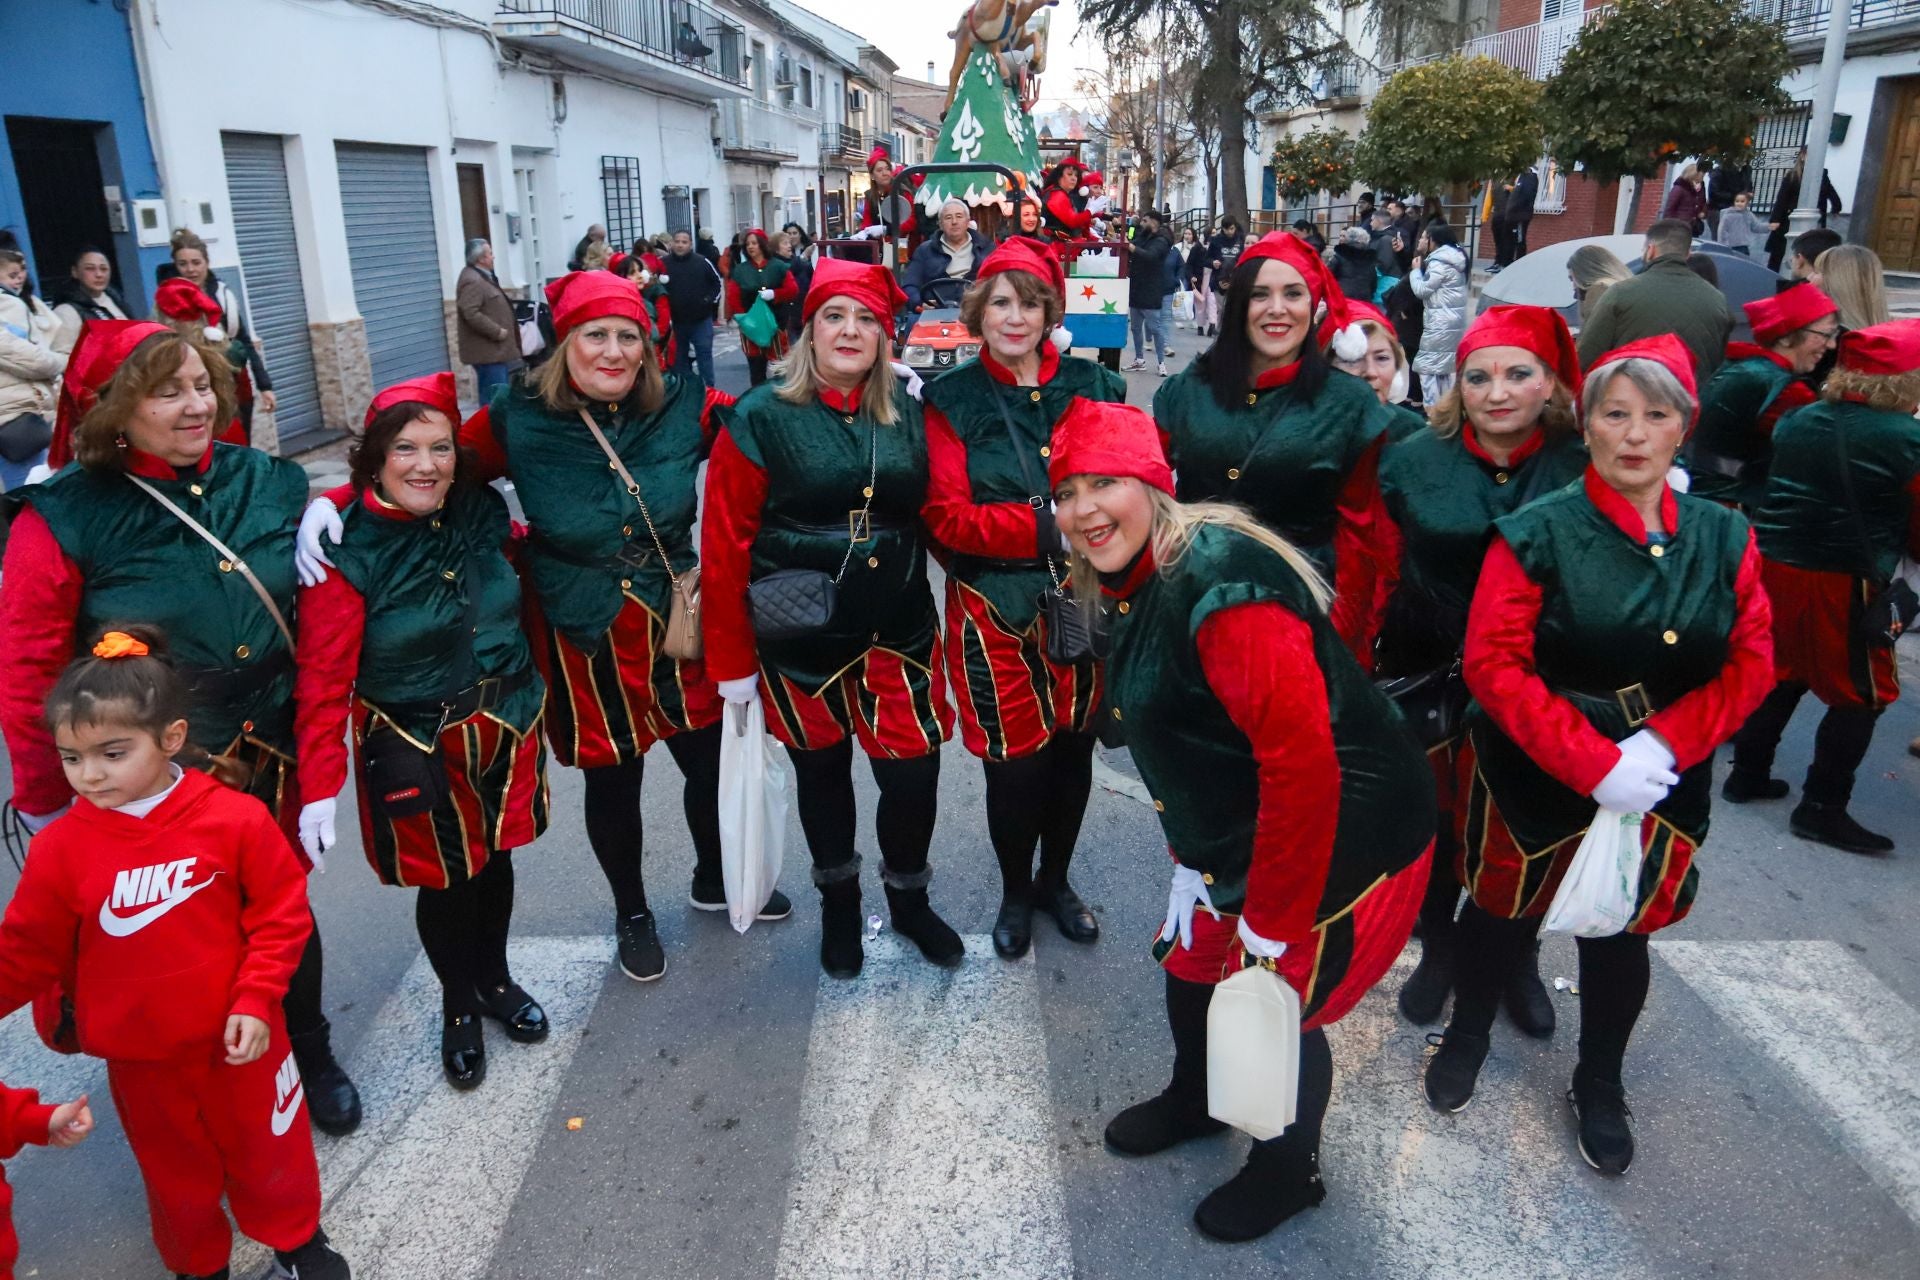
1615, 682, 1654, 727
848, 509, 872, 542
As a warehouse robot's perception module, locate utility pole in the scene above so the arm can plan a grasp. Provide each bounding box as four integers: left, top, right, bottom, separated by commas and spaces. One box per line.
1787, 0, 1851, 244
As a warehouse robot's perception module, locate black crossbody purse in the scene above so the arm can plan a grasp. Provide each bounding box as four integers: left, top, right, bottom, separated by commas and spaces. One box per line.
988, 383, 1107, 664
1833, 420, 1919, 647
748, 419, 878, 640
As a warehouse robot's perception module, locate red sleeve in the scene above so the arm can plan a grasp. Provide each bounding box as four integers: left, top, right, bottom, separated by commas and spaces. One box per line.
699, 431, 770, 683
653, 295, 672, 338
0, 509, 81, 816
322, 482, 353, 509
727, 279, 749, 314
293, 572, 368, 805
1463, 537, 1622, 796
0, 841, 80, 1023
699, 386, 736, 452
1329, 435, 1388, 662
0, 1084, 57, 1158
1044, 190, 1093, 234
1646, 532, 1774, 770
920, 403, 1045, 558
227, 805, 315, 1023
772, 272, 800, 304
1355, 501, 1404, 676
1196, 602, 1341, 942
458, 406, 509, 483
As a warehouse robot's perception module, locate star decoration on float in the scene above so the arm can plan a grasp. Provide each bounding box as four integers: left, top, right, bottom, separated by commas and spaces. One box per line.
1080, 284, 1097, 300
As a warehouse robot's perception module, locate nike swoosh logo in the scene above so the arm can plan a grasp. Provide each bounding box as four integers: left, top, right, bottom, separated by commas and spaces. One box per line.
96, 876, 219, 937
271, 1079, 305, 1137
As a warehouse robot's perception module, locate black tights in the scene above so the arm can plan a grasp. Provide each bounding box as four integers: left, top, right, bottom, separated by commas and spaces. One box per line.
415, 851, 518, 1017
982, 734, 1097, 896
282, 910, 326, 1038
747, 354, 770, 386
580, 722, 723, 918
1168, 974, 1333, 1153
785, 739, 941, 875
1415, 829, 1462, 945
1732, 680, 1883, 805
1448, 902, 1650, 1083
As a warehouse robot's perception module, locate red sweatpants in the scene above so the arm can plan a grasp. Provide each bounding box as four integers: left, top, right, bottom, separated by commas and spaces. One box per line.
106, 1016, 322, 1275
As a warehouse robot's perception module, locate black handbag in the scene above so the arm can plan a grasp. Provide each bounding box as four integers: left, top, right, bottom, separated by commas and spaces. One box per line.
1376, 661, 1469, 750
0, 412, 52, 465
987, 383, 1107, 665
359, 723, 451, 819
1832, 417, 1920, 647
748, 419, 876, 640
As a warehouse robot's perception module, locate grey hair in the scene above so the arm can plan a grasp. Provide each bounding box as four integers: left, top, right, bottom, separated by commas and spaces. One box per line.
1583, 357, 1696, 426
1341, 226, 1372, 247
939, 197, 968, 217
464, 238, 490, 266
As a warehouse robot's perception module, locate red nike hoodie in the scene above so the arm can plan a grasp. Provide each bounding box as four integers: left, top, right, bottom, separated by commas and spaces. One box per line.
0, 769, 311, 1063
0, 1081, 58, 1280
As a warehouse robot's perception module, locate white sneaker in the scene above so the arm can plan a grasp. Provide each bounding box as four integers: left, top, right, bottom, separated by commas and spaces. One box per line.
1125, 358, 1147, 371
1157, 362, 1169, 376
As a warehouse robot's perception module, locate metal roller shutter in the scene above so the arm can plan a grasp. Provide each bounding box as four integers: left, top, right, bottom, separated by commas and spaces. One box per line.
335, 143, 449, 388
220, 133, 324, 448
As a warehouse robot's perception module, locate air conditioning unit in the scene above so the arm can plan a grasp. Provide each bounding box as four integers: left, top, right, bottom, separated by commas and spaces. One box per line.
777, 83, 795, 105
776, 56, 795, 85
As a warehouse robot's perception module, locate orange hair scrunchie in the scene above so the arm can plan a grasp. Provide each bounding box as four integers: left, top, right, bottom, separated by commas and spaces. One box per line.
92, 632, 151, 660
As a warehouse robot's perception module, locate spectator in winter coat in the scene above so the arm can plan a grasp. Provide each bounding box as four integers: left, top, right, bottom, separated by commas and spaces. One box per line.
1661, 165, 1709, 232
169, 230, 274, 434
1715, 191, 1765, 256
1704, 161, 1751, 237
903, 200, 992, 311
569, 224, 607, 272
1367, 211, 1402, 279
664, 229, 724, 388
52, 247, 129, 350
1766, 149, 1843, 271
1387, 199, 1419, 272
455, 239, 522, 401
1577, 219, 1735, 376
1329, 227, 1379, 303
1127, 211, 1175, 372
1408, 224, 1469, 401
0, 249, 63, 490
1505, 167, 1539, 261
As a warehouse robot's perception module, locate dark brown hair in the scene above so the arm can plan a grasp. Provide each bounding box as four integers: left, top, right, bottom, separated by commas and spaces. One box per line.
45, 624, 188, 741
959, 268, 1064, 337
75, 331, 237, 470
348, 400, 476, 495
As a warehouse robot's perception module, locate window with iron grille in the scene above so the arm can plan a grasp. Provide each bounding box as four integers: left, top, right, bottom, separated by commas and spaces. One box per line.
601, 155, 645, 249
663, 185, 693, 235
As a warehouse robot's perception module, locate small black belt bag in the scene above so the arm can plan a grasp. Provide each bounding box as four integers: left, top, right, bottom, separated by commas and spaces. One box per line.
749, 418, 878, 640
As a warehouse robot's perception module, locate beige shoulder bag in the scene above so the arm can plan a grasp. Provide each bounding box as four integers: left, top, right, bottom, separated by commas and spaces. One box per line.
575, 409, 702, 660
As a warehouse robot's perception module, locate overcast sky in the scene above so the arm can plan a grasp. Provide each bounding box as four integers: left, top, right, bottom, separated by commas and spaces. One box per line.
800, 0, 1112, 114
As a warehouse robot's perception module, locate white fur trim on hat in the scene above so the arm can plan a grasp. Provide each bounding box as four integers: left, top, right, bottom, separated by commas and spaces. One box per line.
1329, 319, 1368, 362
1389, 365, 1410, 405
203, 325, 227, 344
1049, 326, 1073, 353
1666, 464, 1691, 494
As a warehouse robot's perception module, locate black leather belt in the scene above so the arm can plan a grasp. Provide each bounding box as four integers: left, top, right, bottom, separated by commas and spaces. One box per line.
379, 667, 535, 728
952, 553, 1048, 575
531, 530, 672, 574
177, 652, 292, 705
770, 516, 909, 537
1555, 681, 1659, 728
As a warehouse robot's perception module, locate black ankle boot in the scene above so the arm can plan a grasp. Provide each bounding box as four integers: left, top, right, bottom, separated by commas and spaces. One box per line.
288, 1019, 362, 1136
1503, 941, 1556, 1038
814, 858, 864, 979
1423, 1028, 1491, 1113
1398, 933, 1454, 1025
992, 888, 1033, 959
1103, 1087, 1227, 1155
1790, 800, 1895, 853
882, 867, 963, 968
1033, 879, 1099, 943
1721, 770, 1790, 803
1192, 1132, 1328, 1242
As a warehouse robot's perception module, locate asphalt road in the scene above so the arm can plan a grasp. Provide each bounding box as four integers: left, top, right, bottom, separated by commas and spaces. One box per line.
5, 324, 1920, 1279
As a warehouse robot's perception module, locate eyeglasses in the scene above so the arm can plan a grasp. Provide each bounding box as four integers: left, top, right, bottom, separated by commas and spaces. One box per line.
1804, 326, 1843, 344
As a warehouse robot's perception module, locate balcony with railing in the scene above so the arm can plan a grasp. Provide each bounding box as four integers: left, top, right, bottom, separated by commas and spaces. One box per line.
494, 0, 748, 99
1357, 6, 1613, 93
721, 99, 813, 164
1747, 0, 1920, 51
821, 123, 867, 165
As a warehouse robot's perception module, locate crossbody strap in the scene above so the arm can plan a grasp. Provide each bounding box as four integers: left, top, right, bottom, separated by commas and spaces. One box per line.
575, 408, 681, 587
986, 381, 1064, 588
125, 473, 295, 653
1828, 417, 1888, 586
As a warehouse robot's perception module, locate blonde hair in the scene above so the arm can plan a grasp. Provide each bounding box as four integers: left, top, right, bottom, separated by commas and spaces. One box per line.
1067, 489, 1331, 613
772, 319, 900, 426
75, 330, 236, 470
580, 240, 612, 272
535, 326, 665, 416
169, 227, 208, 260
1582, 358, 1697, 428
1824, 366, 1920, 413
1427, 379, 1576, 440
1814, 244, 1890, 332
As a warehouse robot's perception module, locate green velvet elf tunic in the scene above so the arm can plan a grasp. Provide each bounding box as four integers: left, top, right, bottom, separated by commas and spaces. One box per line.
1686, 348, 1813, 509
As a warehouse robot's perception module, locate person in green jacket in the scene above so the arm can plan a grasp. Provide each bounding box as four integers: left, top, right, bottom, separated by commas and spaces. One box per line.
1574, 219, 1736, 380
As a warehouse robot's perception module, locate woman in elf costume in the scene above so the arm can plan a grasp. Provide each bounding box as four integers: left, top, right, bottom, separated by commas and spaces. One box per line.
1369, 305, 1589, 1033
703, 258, 963, 980
0, 320, 361, 1135
1426, 333, 1773, 1176
726, 229, 798, 387
1049, 398, 1433, 1243
921, 238, 1126, 959
295, 373, 551, 1090
1152, 230, 1394, 657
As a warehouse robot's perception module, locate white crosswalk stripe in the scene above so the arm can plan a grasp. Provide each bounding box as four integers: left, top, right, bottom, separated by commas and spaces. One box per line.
774, 933, 1073, 1280
1655, 938, 1920, 1227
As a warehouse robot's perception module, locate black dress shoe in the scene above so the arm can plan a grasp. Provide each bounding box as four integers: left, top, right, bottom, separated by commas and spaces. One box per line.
1721, 771, 1790, 803
475, 981, 549, 1044
1790, 800, 1895, 854
1033, 881, 1099, 943
441, 1013, 486, 1090
992, 891, 1033, 959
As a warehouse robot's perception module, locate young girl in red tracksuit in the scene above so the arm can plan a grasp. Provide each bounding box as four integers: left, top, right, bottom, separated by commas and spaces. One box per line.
0, 629, 349, 1280
0, 1080, 93, 1279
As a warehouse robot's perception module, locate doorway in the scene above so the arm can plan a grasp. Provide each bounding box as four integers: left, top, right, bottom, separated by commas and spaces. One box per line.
457, 163, 490, 247
5, 116, 120, 294
1872, 80, 1920, 272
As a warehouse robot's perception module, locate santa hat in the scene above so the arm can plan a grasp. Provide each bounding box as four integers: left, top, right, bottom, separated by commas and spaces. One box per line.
1046, 398, 1173, 495
607, 251, 631, 275
545, 270, 651, 342
153, 278, 224, 330
364, 371, 462, 431
1455, 304, 1583, 398
1332, 299, 1410, 402
1237, 230, 1349, 348
1744, 283, 1840, 346
49, 319, 173, 469
1082, 170, 1104, 187
1836, 317, 1920, 376
802, 257, 907, 326
1583, 333, 1700, 429
866, 146, 892, 171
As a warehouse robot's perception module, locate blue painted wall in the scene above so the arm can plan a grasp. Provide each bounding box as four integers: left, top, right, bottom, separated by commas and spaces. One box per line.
0, 0, 166, 314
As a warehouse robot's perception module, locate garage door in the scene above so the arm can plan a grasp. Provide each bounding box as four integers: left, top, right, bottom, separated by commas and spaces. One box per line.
221, 132, 324, 448
335, 143, 449, 388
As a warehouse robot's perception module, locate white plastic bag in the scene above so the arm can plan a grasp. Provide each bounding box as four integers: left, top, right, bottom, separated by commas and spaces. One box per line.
717, 697, 789, 934
1206, 964, 1301, 1141
1543, 807, 1644, 938
1172, 290, 1195, 323
518, 315, 546, 358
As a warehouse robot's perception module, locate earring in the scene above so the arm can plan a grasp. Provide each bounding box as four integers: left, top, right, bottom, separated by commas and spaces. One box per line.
115, 432, 128, 450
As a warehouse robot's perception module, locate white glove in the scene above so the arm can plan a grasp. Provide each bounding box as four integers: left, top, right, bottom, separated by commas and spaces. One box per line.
888, 360, 924, 401
857, 224, 889, 241
1590, 752, 1679, 815
1086, 195, 1111, 215
717, 676, 761, 706
295, 497, 344, 588
17, 804, 70, 836
1617, 729, 1676, 773
1159, 862, 1221, 951
297, 798, 336, 869
1236, 916, 1287, 960
758, 287, 775, 301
